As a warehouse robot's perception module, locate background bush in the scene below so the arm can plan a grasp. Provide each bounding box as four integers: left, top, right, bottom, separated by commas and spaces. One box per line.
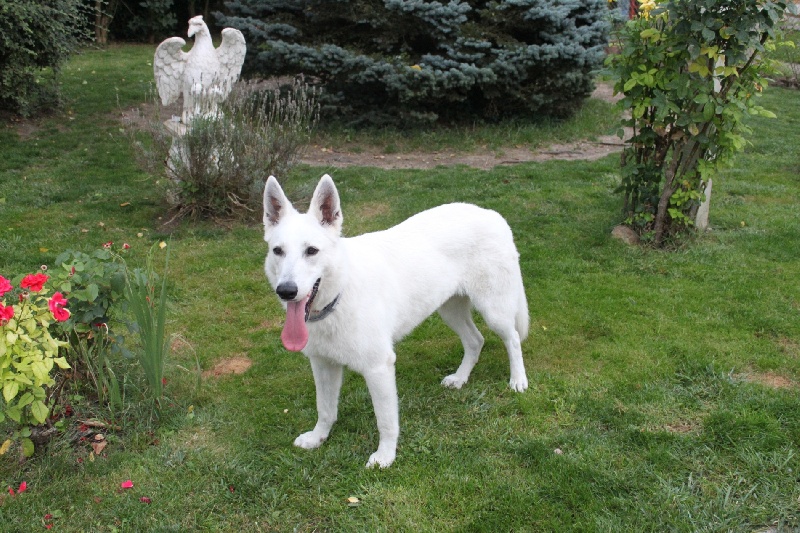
606, 0, 789, 246
0, 0, 88, 116
131, 79, 319, 220
217, 0, 610, 125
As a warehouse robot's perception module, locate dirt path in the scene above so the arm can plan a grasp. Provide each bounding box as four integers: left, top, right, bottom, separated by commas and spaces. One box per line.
299, 83, 625, 170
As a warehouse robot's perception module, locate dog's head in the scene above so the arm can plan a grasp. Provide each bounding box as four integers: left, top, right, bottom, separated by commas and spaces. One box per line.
263, 174, 343, 351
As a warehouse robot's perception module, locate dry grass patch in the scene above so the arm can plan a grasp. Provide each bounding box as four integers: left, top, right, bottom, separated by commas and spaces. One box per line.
742, 371, 796, 390
202, 355, 253, 378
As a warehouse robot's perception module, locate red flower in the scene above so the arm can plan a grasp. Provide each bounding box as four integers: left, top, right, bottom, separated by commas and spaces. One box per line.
122, 243, 131, 250
8, 481, 27, 496
48, 292, 70, 322
0, 303, 13, 324
140, 496, 152, 504
20, 273, 48, 292
0, 275, 12, 297
103, 241, 113, 249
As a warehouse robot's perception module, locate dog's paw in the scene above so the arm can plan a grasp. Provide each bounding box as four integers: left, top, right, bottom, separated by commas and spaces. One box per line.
509, 376, 528, 393
365, 449, 396, 469
441, 374, 466, 389
294, 431, 326, 449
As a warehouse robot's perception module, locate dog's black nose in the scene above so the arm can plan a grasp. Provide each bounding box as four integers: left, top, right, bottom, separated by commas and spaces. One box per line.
276, 281, 298, 301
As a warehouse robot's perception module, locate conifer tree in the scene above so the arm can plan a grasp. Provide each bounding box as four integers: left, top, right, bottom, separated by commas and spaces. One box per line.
218, 0, 609, 124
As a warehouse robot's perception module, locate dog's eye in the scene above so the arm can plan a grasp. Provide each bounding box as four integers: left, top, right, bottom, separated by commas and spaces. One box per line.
305, 246, 319, 256
272, 246, 284, 256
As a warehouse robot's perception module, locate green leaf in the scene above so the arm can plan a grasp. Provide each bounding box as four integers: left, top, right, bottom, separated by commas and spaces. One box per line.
16, 392, 33, 408
6, 405, 22, 423
3, 380, 19, 403
21, 437, 34, 458
31, 360, 50, 383
30, 400, 49, 424
53, 357, 71, 369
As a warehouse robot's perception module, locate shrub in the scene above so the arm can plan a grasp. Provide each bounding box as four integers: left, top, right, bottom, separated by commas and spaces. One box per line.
606, 0, 790, 246
0, 273, 71, 458
216, 0, 610, 125
131, 78, 319, 220
0, 0, 87, 116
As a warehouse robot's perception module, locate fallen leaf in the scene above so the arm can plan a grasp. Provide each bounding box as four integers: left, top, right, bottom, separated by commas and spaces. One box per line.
91, 437, 107, 455
0, 439, 11, 455
120, 202, 131, 207
120, 480, 134, 489
140, 496, 152, 504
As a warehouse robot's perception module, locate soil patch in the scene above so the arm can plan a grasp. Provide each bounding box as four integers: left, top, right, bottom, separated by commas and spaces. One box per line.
202, 355, 253, 378
743, 371, 796, 390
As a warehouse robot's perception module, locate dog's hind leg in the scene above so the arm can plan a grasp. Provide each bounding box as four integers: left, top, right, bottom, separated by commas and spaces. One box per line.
473, 298, 528, 393
294, 356, 343, 450
438, 295, 485, 389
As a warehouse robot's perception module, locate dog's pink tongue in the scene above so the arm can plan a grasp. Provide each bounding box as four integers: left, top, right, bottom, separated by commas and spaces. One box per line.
281, 297, 309, 351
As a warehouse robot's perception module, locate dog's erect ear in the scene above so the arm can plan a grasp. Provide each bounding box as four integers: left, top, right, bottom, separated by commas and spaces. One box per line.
309, 174, 343, 234
263, 176, 291, 240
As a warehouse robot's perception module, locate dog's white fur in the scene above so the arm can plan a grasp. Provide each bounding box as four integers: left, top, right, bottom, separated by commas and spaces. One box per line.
263, 174, 529, 468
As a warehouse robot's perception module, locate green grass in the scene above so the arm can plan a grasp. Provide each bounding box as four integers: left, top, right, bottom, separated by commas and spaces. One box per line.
1, 45, 800, 531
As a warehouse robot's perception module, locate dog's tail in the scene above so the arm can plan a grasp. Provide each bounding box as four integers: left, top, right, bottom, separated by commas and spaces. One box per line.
516, 280, 530, 342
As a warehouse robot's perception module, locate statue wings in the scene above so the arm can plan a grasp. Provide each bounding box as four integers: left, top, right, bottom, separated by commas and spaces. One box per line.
154, 37, 188, 106
153, 28, 246, 108
216, 28, 246, 99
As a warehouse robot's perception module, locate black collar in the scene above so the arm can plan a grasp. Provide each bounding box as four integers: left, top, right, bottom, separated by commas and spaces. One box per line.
307, 293, 341, 323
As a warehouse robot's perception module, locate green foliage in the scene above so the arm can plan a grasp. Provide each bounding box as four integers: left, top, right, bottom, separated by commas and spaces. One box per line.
49, 246, 129, 343
132, 79, 319, 220
0, 0, 87, 116
606, 0, 789, 246
217, 0, 609, 125
124, 242, 171, 415
0, 275, 71, 457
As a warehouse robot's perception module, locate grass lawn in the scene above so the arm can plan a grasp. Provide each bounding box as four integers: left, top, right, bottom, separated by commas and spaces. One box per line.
1, 44, 799, 531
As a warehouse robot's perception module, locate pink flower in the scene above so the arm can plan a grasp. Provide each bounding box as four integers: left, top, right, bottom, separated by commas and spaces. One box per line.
120, 480, 134, 489
48, 292, 70, 322
0, 303, 13, 324
0, 275, 12, 297
20, 273, 48, 292
122, 243, 131, 250
103, 241, 113, 249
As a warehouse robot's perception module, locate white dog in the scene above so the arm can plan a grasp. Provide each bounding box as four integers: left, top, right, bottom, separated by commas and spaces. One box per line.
263, 174, 529, 468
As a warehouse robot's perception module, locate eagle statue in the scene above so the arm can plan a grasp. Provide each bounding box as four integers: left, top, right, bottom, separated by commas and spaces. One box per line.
154, 16, 246, 123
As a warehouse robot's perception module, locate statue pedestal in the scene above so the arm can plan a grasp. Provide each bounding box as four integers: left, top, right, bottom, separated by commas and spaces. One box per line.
164, 118, 189, 189
163, 118, 190, 206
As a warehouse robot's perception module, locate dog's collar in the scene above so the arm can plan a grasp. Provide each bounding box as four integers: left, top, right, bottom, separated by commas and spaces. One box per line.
307, 293, 341, 323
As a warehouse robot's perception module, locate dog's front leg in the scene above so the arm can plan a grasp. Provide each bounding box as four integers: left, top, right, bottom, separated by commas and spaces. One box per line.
363, 359, 399, 468
294, 356, 343, 450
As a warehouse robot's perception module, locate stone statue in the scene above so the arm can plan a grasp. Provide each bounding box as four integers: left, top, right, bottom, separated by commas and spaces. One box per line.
154, 16, 246, 124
